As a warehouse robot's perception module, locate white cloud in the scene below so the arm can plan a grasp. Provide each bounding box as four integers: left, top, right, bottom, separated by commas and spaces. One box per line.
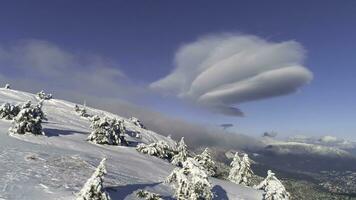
0, 39, 144, 99
150, 34, 313, 116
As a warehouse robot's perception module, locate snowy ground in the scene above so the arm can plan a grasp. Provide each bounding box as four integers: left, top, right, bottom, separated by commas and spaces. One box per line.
0, 88, 263, 200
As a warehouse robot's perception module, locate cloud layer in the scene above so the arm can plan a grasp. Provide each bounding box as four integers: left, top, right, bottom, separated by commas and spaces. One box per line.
150, 34, 313, 116
0, 39, 144, 99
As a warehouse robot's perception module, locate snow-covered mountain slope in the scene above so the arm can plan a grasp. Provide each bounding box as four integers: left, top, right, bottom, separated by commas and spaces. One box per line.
0, 88, 263, 200
263, 141, 352, 158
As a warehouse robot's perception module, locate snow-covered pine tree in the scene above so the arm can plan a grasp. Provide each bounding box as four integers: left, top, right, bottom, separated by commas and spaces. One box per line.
129, 117, 146, 129
194, 148, 216, 176
166, 157, 213, 200
76, 158, 111, 200
87, 116, 127, 145
37, 90, 53, 100
171, 137, 188, 167
136, 140, 175, 160
228, 153, 253, 186
136, 190, 163, 200
254, 170, 290, 200
21, 100, 31, 109
0, 102, 21, 120
4, 83, 10, 89
9, 102, 43, 135
240, 154, 254, 185
33, 100, 46, 120
75, 104, 91, 118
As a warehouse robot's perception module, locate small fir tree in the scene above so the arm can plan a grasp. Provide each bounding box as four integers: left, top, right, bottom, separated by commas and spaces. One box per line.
136, 140, 175, 160
87, 116, 127, 145
171, 137, 188, 167
4, 83, 10, 89
228, 152, 242, 184
75, 104, 91, 118
0, 102, 21, 120
238, 154, 254, 185
194, 148, 216, 176
136, 190, 163, 200
166, 157, 213, 200
129, 117, 146, 129
254, 170, 290, 200
37, 90, 53, 100
9, 103, 43, 135
76, 158, 111, 200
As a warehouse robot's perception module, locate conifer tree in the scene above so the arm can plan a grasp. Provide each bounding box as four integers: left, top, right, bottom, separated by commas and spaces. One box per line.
87, 116, 126, 145
76, 158, 111, 200
9, 102, 43, 135
37, 90, 53, 100
136, 190, 163, 200
194, 148, 216, 176
136, 140, 175, 160
0, 102, 21, 120
129, 117, 146, 129
4, 83, 10, 89
254, 170, 290, 200
228, 153, 253, 185
166, 158, 213, 200
171, 137, 188, 167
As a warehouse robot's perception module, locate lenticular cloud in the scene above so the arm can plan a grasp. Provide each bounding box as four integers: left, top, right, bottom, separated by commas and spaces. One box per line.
150, 34, 313, 116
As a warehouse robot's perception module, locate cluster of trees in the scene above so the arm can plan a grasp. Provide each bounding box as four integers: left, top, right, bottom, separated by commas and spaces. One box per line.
136, 190, 163, 200
75, 104, 91, 118
137, 137, 218, 199
37, 90, 53, 100
87, 115, 127, 146
226, 152, 290, 200
228, 153, 254, 186
136, 140, 176, 160
0, 100, 46, 136
166, 157, 213, 200
9, 100, 45, 135
0, 102, 21, 120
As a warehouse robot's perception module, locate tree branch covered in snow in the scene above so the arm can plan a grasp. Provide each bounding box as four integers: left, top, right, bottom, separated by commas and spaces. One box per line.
76, 158, 111, 200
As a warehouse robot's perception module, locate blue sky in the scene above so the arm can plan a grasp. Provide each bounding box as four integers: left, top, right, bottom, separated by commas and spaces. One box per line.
0, 1, 355, 139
